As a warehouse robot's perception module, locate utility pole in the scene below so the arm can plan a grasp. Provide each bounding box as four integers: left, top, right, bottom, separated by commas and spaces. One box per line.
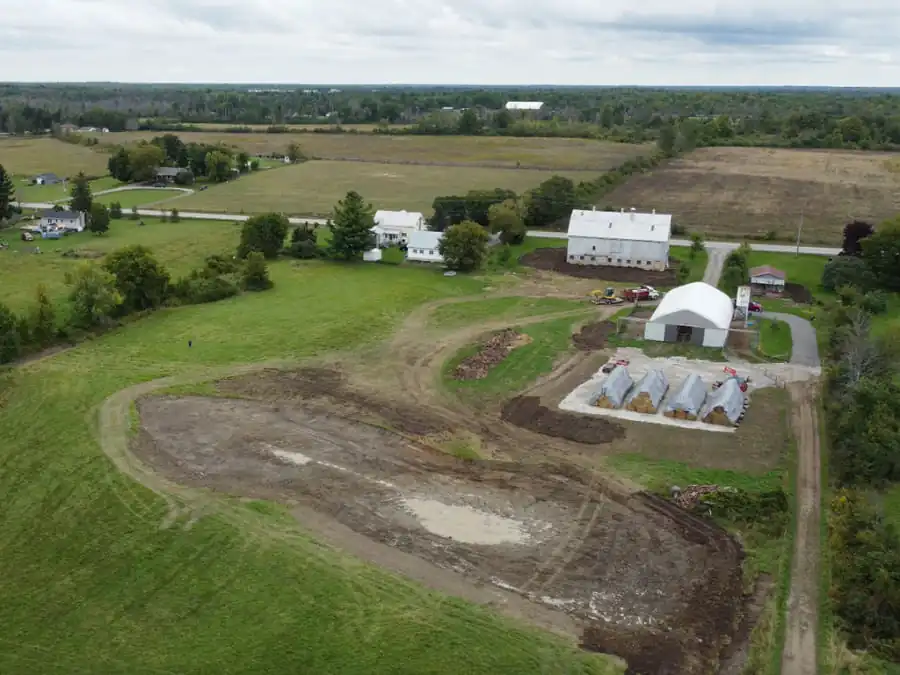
795, 209, 804, 256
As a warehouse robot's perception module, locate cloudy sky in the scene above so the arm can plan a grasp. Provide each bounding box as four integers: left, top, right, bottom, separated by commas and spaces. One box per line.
2, 0, 899, 86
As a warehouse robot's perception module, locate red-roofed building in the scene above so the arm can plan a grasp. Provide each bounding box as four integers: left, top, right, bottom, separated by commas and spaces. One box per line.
749, 265, 786, 293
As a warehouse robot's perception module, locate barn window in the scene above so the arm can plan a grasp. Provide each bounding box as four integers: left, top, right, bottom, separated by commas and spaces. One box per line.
592, 245, 596, 251
579, 256, 585, 261
617, 258, 622, 264
590, 256, 595, 261
568, 255, 575, 261
626, 259, 631, 264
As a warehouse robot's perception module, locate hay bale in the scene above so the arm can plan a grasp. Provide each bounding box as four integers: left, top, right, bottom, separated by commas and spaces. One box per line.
624, 369, 669, 414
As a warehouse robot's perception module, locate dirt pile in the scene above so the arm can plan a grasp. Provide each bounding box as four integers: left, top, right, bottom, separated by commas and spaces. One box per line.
453, 329, 525, 381
519, 247, 677, 285
784, 282, 813, 304
673, 485, 720, 510
572, 321, 616, 351
501, 396, 625, 444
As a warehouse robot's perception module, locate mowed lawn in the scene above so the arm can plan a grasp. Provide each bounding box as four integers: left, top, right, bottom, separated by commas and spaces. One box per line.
605, 147, 900, 245
176, 160, 596, 216
0, 264, 618, 675
1, 217, 243, 311
92, 131, 653, 171
13, 176, 122, 204
0, 137, 110, 176
95, 188, 188, 209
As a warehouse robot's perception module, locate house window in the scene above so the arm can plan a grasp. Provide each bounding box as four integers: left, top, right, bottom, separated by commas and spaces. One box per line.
579, 256, 585, 261
569, 255, 575, 261
626, 259, 631, 264
590, 256, 595, 262
617, 258, 622, 264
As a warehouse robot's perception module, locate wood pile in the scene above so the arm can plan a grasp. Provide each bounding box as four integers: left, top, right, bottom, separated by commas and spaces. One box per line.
672, 484, 720, 510
453, 329, 524, 381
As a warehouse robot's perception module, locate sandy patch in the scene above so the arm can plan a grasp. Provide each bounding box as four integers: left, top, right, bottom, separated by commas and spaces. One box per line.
402, 498, 530, 545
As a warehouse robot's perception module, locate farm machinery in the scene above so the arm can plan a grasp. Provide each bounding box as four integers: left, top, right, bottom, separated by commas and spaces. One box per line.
623, 285, 661, 302
601, 358, 630, 374
590, 287, 624, 305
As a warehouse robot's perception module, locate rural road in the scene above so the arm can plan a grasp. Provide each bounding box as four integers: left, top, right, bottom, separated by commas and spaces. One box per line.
760, 313, 821, 369
702, 248, 728, 286
17, 202, 841, 256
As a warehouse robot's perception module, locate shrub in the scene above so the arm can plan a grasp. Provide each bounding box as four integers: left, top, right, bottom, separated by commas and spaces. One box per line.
242, 251, 273, 291
671, 222, 687, 236
0, 302, 22, 364
172, 274, 240, 305
238, 212, 289, 259
103, 245, 171, 313
108, 201, 123, 219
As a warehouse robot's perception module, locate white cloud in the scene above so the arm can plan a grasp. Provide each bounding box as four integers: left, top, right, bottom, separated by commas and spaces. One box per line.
0, 0, 898, 85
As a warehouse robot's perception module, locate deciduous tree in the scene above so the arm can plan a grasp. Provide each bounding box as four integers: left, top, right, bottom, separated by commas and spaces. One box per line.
0, 302, 21, 363
238, 212, 289, 259
488, 200, 525, 245
88, 203, 110, 235
439, 220, 490, 272
242, 252, 274, 291
28, 284, 56, 347
127, 143, 166, 182
861, 217, 900, 292
523, 175, 578, 228
841, 220, 875, 256
65, 264, 121, 328
107, 147, 132, 182
327, 191, 376, 261
286, 142, 305, 163
103, 245, 171, 313
205, 150, 233, 183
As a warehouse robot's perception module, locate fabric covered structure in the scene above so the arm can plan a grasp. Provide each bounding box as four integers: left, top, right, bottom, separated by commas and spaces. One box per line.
643, 282, 733, 348
664, 374, 708, 420
625, 369, 669, 413
593, 366, 633, 409
701, 378, 745, 427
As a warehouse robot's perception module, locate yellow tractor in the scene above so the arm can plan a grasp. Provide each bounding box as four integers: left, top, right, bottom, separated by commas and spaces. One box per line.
590, 287, 623, 305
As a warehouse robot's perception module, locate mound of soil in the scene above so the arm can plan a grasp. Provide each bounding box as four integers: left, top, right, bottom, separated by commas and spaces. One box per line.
784, 282, 813, 304
453, 329, 525, 381
520, 247, 678, 285
572, 321, 615, 351
501, 396, 625, 444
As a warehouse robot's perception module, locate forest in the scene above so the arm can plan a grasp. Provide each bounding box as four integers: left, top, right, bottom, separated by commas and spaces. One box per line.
3, 84, 900, 150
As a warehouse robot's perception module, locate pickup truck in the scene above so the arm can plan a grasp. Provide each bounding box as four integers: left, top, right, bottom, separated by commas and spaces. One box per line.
623, 285, 660, 302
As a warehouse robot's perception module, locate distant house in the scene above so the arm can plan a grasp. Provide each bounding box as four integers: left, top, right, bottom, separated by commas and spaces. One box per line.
155, 167, 192, 183
406, 231, 444, 264
372, 210, 426, 245
33, 173, 62, 186
58, 123, 78, 134
505, 101, 544, 111
749, 266, 786, 293
40, 209, 85, 233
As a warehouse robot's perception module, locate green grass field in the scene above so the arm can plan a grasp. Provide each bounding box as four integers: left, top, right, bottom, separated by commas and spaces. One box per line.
0, 217, 243, 311
96, 189, 187, 209
0, 137, 110, 176
430, 297, 585, 328
670, 246, 708, 284
758, 318, 793, 361
443, 314, 591, 403
0, 263, 620, 675
175, 160, 596, 216
13, 175, 122, 204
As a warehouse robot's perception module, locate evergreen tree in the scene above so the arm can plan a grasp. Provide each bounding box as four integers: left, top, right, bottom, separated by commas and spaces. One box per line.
28, 284, 56, 347
69, 172, 93, 214
0, 301, 21, 364
327, 191, 376, 261
0, 163, 16, 218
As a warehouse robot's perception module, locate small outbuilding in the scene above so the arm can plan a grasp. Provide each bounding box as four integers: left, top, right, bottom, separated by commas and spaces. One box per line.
373, 210, 426, 246
566, 207, 672, 271
626, 369, 669, 413
749, 265, 787, 294
155, 167, 193, 183
701, 378, 745, 427
406, 231, 443, 264
33, 172, 62, 185
644, 282, 733, 348
664, 374, 708, 420
593, 366, 633, 409
362, 248, 382, 262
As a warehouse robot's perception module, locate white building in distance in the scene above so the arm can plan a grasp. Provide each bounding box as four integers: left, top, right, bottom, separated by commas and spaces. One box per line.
406, 231, 444, 264
566, 208, 672, 271
372, 210, 426, 246
504, 101, 544, 111
644, 282, 733, 348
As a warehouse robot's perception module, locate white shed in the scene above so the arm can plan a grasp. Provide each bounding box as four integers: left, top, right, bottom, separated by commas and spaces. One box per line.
407, 231, 444, 264
373, 210, 426, 245
566, 208, 672, 271
643, 282, 733, 348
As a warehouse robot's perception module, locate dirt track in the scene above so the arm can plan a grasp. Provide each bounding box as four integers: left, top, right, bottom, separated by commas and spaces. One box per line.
94, 289, 750, 674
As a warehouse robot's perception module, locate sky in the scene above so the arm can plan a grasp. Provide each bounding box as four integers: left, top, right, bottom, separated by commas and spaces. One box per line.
1, 0, 899, 86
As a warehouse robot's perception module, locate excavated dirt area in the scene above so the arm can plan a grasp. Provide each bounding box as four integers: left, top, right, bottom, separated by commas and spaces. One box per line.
133, 375, 744, 674
520, 248, 678, 285
453, 329, 528, 380
784, 282, 814, 304
501, 396, 626, 444
572, 321, 617, 351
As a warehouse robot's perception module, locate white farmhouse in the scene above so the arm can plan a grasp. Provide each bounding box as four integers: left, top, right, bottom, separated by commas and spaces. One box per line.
372, 210, 426, 246
406, 231, 443, 264
566, 208, 672, 271
643, 282, 733, 348
504, 101, 544, 111
39, 209, 86, 233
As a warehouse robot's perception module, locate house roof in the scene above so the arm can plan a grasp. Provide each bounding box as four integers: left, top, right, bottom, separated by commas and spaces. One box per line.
505, 101, 544, 110
749, 265, 786, 280
408, 231, 442, 250
649, 282, 733, 330
41, 210, 80, 220
156, 167, 190, 177
567, 209, 672, 243
34, 172, 60, 180
374, 210, 424, 230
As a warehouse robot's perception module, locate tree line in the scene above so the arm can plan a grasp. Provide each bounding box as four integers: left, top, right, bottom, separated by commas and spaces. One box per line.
817, 215, 900, 664
4, 84, 900, 150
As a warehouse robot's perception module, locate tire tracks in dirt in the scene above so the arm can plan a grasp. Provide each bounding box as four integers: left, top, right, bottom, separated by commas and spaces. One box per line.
781, 382, 821, 675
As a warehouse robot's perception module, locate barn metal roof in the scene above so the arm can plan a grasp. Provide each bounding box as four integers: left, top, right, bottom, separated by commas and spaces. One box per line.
567, 209, 672, 243
749, 265, 786, 280
648, 282, 734, 330
408, 230, 442, 250
374, 210, 425, 230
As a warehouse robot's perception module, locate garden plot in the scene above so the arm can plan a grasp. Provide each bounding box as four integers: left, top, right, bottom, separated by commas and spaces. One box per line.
559, 347, 818, 433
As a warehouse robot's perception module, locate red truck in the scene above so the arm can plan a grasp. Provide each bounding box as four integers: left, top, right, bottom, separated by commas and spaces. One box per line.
623, 285, 661, 302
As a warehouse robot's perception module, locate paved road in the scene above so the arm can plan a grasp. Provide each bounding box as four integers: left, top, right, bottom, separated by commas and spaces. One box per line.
702, 248, 728, 287
16, 203, 842, 256
760, 312, 821, 368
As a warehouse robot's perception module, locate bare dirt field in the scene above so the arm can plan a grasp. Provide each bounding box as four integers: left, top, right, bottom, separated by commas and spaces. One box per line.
92, 131, 653, 172
520, 248, 678, 285
134, 370, 743, 674
604, 147, 900, 244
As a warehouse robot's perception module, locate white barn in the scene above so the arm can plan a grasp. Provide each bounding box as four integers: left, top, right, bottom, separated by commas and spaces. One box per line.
504, 101, 544, 111
406, 231, 443, 264
373, 210, 426, 245
644, 282, 733, 348
566, 208, 672, 271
